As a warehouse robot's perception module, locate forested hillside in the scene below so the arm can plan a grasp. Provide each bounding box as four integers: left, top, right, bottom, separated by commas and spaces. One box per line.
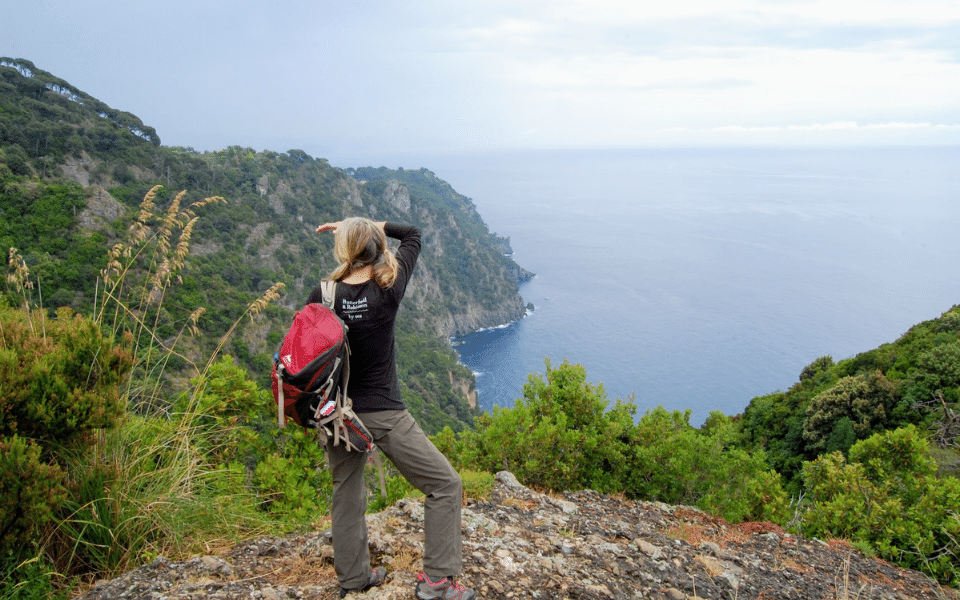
0, 56, 530, 434
737, 305, 960, 490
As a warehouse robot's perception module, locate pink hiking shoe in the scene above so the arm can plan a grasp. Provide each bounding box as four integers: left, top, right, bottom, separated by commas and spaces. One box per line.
415, 572, 477, 600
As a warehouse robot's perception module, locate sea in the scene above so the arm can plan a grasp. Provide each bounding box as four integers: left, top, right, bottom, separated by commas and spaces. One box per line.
342, 147, 960, 426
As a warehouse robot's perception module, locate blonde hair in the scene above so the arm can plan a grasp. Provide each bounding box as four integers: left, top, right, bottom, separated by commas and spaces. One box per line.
328, 217, 399, 288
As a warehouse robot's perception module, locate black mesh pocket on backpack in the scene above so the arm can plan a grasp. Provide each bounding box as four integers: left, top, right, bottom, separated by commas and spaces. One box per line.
341, 417, 374, 452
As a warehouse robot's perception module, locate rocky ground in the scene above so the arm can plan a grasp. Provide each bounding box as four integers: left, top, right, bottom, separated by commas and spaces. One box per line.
77, 472, 955, 600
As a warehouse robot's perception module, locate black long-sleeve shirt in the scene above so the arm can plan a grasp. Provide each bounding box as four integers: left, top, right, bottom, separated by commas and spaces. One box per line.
306, 222, 421, 412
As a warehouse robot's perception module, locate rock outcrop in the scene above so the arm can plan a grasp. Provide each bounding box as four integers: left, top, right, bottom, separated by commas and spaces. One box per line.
76, 472, 951, 600
383, 180, 411, 213
77, 187, 123, 230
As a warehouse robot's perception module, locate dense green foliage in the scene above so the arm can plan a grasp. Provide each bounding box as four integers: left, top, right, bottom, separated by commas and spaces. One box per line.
627, 409, 789, 524
0, 306, 130, 444
731, 306, 960, 584
455, 359, 637, 494
0, 172, 107, 307
802, 370, 898, 453
801, 426, 960, 585
0, 306, 130, 590
440, 359, 790, 525
180, 356, 333, 521
738, 306, 960, 492
434, 344, 959, 583
0, 58, 159, 171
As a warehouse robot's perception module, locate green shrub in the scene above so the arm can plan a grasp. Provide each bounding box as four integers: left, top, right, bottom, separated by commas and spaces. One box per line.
801, 425, 960, 585
0, 305, 130, 567
455, 360, 788, 524
799, 355, 834, 382
460, 359, 635, 495
0, 306, 131, 444
802, 371, 898, 453
175, 355, 273, 465
626, 408, 788, 523
1, 146, 32, 176
253, 428, 330, 521
366, 474, 417, 513
902, 340, 960, 407
0, 436, 67, 556
460, 469, 495, 501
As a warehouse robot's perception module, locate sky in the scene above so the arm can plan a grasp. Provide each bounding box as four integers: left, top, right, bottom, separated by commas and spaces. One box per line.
4, 0, 960, 165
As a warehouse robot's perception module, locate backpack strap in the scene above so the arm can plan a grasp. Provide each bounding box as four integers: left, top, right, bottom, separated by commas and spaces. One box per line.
276, 364, 286, 427
319, 279, 337, 310
318, 279, 351, 404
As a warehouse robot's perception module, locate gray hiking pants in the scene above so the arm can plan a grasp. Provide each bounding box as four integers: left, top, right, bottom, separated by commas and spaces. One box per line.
326, 409, 463, 589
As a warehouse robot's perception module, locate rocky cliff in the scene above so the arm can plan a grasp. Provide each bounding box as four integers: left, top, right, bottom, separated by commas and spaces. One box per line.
347, 166, 534, 337
76, 473, 950, 600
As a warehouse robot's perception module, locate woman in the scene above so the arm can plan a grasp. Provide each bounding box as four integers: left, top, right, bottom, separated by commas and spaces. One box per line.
307, 218, 476, 600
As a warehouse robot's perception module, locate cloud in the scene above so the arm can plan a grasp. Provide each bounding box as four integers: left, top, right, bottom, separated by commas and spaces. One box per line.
643, 120, 960, 147
6, 0, 960, 156
540, 0, 960, 27
710, 122, 960, 133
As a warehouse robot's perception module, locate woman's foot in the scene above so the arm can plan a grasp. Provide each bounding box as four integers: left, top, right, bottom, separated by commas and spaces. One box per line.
415, 572, 476, 600
339, 566, 387, 597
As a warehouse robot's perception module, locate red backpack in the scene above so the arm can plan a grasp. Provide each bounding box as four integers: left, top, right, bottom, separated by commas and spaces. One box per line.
272, 281, 374, 452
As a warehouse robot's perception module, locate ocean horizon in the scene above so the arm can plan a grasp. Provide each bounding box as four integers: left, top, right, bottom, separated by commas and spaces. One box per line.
340, 146, 960, 425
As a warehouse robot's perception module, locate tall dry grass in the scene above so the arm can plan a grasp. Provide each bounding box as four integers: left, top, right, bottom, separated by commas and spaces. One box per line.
42, 186, 287, 584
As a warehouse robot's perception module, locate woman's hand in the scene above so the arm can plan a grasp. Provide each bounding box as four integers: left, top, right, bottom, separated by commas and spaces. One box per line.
317, 220, 387, 234
316, 221, 342, 234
